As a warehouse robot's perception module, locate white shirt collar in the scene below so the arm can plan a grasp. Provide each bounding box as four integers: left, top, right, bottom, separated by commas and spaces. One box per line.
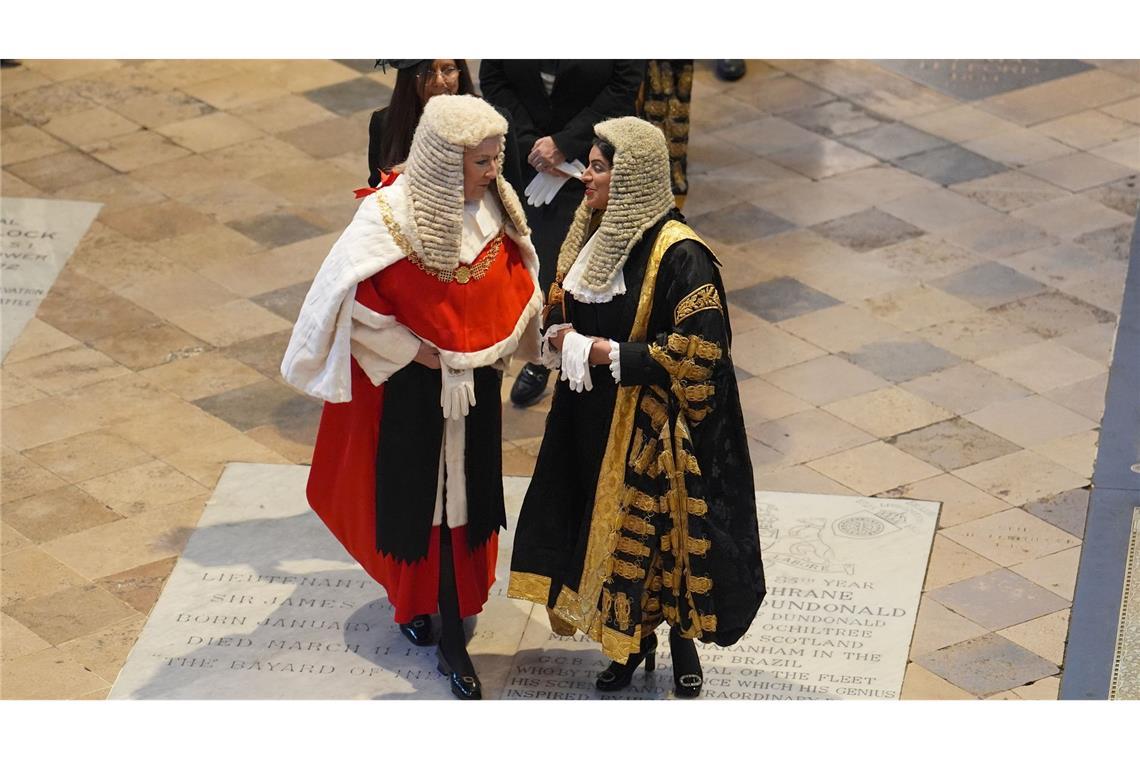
460, 195, 503, 264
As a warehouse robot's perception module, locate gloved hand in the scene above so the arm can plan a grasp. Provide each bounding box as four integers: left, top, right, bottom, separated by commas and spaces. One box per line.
440, 361, 476, 420
560, 330, 594, 394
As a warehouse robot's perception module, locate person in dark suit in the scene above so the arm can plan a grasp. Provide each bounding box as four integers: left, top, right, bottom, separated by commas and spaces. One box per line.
479, 59, 645, 407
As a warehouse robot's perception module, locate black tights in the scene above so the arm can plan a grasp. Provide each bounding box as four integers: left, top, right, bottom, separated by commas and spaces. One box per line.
437, 520, 474, 674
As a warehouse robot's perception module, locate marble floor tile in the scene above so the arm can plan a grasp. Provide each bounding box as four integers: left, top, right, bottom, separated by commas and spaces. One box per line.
729, 74, 835, 113
227, 210, 329, 249
1023, 488, 1090, 540
928, 567, 1070, 631
879, 188, 1004, 234
1073, 221, 1135, 261
822, 386, 953, 439
197, 232, 336, 298
23, 430, 154, 484
795, 256, 919, 303
232, 94, 338, 134
0, 392, 110, 451
0, 373, 49, 409
1022, 151, 1135, 192
749, 181, 870, 226
1031, 429, 1099, 480
0, 125, 69, 165
861, 285, 981, 331
752, 465, 858, 497
924, 313, 1046, 363
710, 115, 825, 157
0, 449, 67, 506
762, 354, 890, 406
990, 291, 1116, 340
884, 473, 1010, 529
688, 201, 796, 245
108, 399, 238, 458
1, 484, 123, 542
1003, 242, 1125, 290
57, 614, 147, 682
54, 173, 167, 214
766, 138, 880, 179
86, 130, 192, 172
1011, 548, 1082, 603
277, 115, 370, 160
2, 317, 80, 364
301, 78, 391, 117
101, 200, 217, 245
941, 508, 1081, 567
1055, 272, 1128, 314
1, 546, 88, 606
923, 535, 1002, 591
137, 353, 265, 402
978, 69, 1140, 125
938, 215, 1056, 260
734, 377, 813, 423
52, 375, 178, 433
781, 99, 887, 138
1011, 194, 1134, 240
40, 496, 207, 580
156, 111, 265, 153
961, 128, 1076, 168
898, 362, 1031, 416
841, 338, 961, 383
151, 223, 264, 268
0, 648, 111, 699
1000, 609, 1071, 668
264, 60, 363, 93
906, 104, 1022, 143
249, 159, 361, 207
159, 431, 289, 488
39, 105, 140, 147
249, 281, 316, 324
192, 380, 320, 434
953, 450, 1088, 507
1088, 136, 1140, 171
91, 322, 210, 372
748, 409, 876, 465
245, 422, 316, 465
931, 262, 1048, 310
686, 137, 772, 183
200, 135, 317, 181
894, 144, 1007, 186
1, 583, 139, 646
1, 612, 53, 661
1012, 677, 1060, 699
899, 662, 976, 700
688, 92, 768, 133
841, 123, 948, 160
977, 342, 1107, 394
729, 277, 841, 323
1081, 175, 1140, 217
846, 82, 960, 122
888, 417, 1021, 472
811, 208, 925, 252
914, 632, 1059, 697
96, 556, 178, 615
778, 304, 907, 353
165, 299, 294, 349
816, 165, 942, 205
78, 460, 209, 518
863, 235, 980, 280
909, 597, 988, 658
221, 330, 294, 378
1099, 95, 1140, 122
1033, 110, 1140, 150
106, 90, 216, 130
6, 149, 116, 191
4, 345, 130, 395
806, 441, 942, 495
950, 170, 1071, 213
177, 73, 291, 111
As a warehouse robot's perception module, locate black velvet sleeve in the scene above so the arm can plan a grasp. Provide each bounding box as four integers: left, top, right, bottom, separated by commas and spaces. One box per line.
551, 60, 645, 162
479, 60, 541, 160
366, 108, 386, 188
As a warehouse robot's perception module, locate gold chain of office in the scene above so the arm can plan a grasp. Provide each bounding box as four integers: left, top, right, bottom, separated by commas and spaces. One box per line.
375, 192, 502, 284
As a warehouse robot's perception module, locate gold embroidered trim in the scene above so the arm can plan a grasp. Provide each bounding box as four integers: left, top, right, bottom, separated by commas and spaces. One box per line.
628, 432, 659, 476
376, 192, 502, 284
613, 558, 646, 581
662, 570, 676, 589
674, 284, 722, 325
547, 608, 577, 636
507, 571, 552, 605
648, 344, 713, 382
687, 498, 709, 516
623, 487, 659, 515
617, 536, 652, 558
666, 332, 722, 361
614, 592, 632, 631
660, 534, 672, 552
640, 394, 669, 431
700, 614, 718, 632
687, 537, 712, 556
624, 514, 654, 536
684, 384, 715, 403
686, 407, 711, 424
689, 576, 713, 594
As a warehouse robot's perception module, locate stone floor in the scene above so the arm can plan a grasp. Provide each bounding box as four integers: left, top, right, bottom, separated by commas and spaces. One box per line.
2, 59, 1138, 700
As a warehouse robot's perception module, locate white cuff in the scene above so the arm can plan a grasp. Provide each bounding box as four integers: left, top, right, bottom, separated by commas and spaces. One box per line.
539, 322, 571, 371
561, 331, 594, 393
608, 340, 621, 383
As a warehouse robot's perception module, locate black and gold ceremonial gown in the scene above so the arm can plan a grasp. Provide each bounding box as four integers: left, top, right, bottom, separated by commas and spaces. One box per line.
508, 209, 766, 663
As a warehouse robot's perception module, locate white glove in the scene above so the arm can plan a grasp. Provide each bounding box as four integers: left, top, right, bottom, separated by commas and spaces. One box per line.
439, 361, 476, 420
560, 331, 594, 393
524, 161, 585, 207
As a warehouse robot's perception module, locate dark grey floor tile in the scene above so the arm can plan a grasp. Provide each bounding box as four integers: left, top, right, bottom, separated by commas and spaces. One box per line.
1082, 175, 1140, 217
896, 145, 1008, 186
250, 282, 312, 323
928, 568, 1070, 630
888, 417, 1021, 471
781, 100, 887, 138
811, 208, 925, 252
914, 633, 1059, 696
931, 261, 1049, 309
334, 60, 379, 74
729, 277, 840, 322
194, 380, 321, 432
1074, 222, 1134, 261
1024, 488, 1091, 538
688, 200, 795, 245
302, 78, 392, 117
874, 60, 1093, 100
734, 365, 754, 382
841, 123, 948, 161
222, 330, 293, 378
841, 338, 961, 383
228, 212, 329, 248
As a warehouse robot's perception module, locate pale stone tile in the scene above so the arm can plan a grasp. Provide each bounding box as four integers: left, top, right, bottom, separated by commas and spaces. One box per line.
754, 465, 859, 496
750, 181, 870, 226
1021, 152, 1135, 192
796, 256, 919, 302
1033, 110, 1140, 150
823, 387, 953, 439
22, 429, 153, 485
26, 59, 124, 82
1012, 676, 1061, 700
966, 396, 1098, 448
1055, 272, 1128, 314
906, 104, 1022, 143
749, 409, 876, 465
152, 224, 264, 271
978, 69, 1140, 125
244, 424, 314, 465
1052, 323, 1120, 365
160, 432, 293, 488
915, 313, 1043, 362
77, 460, 209, 518
1031, 430, 1099, 480
742, 228, 855, 276
2, 583, 139, 646
196, 233, 336, 298
899, 363, 1031, 416
156, 111, 266, 153
57, 614, 147, 682
1043, 374, 1109, 426
950, 170, 1070, 213
1011, 195, 1133, 240
923, 535, 1002, 591
937, 215, 1055, 261
179, 73, 292, 110
900, 661, 976, 700
4, 345, 130, 395
863, 235, 981, 281
977, 343, 1106, 395
52, 375, 180, 432
762, 354, 889, 406
0, 395, 106, 451
779, 304, 908, 353
165, 299, 293, 348
0, 648, 112, 699
2, 484, 124, 543
40, 496, 207, 580
879, 189, 1003, 234
95, 556, 178, 615
0, 168, 42, 196
86, 130, 193, 172
1003, 242, 1126, 291
0, 125, 69, 165
1011, 546, 1082, 603
1088, 137, 1140, 171
232, 94, 339, 134
953, 450, 1088, 507
109, 399, 238, 458
0, 448, 68, 504
0, 66, 53, 96
0, 372, 48, 408
1100, 97, 1140, 124
77, 688, 111, 700
909, 598, 988, 658
1, 521, 33, 555
711, 115, 824, 156
986, 690, 1022, 700
815, 165, 941, 205
736, 377, 813, 423
0, 547, 89, 605
54, 173, 168, 214
3, 318, 81, 364
807, 441, 942, 496
41, 106, 141, 146
962, 129, 1075, 166
999, 610, 1070, 665
861, 285, 981, 331
729, 323, 827, 376
941, 508, 1081, 567
884, 473, 1010, 529
0, 613, 53, 661
138, 353, 265, 402
139, 60, 247, 89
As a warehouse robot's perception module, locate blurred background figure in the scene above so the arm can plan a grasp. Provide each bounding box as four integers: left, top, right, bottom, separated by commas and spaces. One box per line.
639, 60, 694, 209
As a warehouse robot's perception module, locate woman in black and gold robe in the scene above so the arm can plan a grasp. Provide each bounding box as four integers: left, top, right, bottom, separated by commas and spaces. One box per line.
507, 116, 765, 699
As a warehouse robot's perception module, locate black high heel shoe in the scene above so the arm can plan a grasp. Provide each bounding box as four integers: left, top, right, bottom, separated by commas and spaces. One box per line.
669, 627, 703, 699
595, 633, 657, 692
437, 648, 482, 700
399, 614, 434, 646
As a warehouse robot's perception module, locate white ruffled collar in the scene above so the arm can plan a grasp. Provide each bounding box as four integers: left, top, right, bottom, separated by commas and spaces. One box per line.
563, 232, 625, 304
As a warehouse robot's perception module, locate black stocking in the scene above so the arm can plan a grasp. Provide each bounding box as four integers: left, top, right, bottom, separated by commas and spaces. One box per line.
669, 626, 702, 677
437, 522, 475, 675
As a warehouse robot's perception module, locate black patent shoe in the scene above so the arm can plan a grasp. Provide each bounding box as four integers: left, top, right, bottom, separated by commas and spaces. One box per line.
437, 649, 482, 700
509, 363, 550, 407
715, 59, 746, 82
669, 628, 703, 699
595, 633, 657, 692
399, 614, 434, 646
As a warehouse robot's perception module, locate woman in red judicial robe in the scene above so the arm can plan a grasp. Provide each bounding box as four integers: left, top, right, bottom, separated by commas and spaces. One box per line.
282, 95, 542, 700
